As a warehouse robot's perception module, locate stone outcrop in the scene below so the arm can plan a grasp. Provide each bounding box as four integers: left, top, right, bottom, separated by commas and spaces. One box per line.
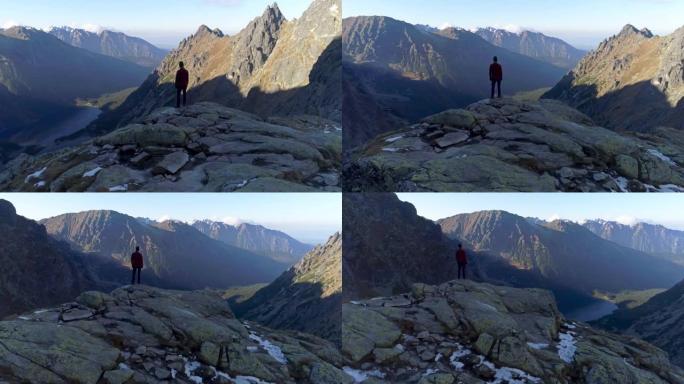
342, 280, 684, 384
0, 102, 341, 192
0, 285, 350, 384
344, 98, 684, 192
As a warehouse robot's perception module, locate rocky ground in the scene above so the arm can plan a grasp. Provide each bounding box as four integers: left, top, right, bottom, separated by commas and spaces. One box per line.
0, 102, 341, 192
0, 285, 352, 384
342, 280, 684, 384
344, 98, 684, 192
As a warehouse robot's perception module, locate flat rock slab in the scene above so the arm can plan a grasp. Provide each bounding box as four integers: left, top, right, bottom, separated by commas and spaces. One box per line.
153, 151, 190, 175
435, 132, 469, 148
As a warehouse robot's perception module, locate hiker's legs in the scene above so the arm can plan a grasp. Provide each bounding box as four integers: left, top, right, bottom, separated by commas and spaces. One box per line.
497, 81, 502, 98
182, 89, 187, 106
136, 268, 141, 284
176, 88, 181, 108
457, 264, 464, 279
131, 268, 136, 285
491, 81, 495, 99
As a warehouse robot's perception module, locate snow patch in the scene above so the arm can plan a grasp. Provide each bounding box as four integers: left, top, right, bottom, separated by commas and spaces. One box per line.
118, 363, 131, 371
108, 184, 128, 192
558, 331, 577, 363
434, 352, 443, 362
385, 135, 404, 143
248, 332, 287, 364
25, 167, 46, 183
382, 147, 401, 153
18, 316, 30, 320
527, 342, 548, 350
422, 368, 440, 377
658, 184, 684, 192
615, 177, 629, 192
342, 367, 385, 383
647, 149, 677, 166
477, 301, 498, 312
449, 344, 471, 370
83, 167, 103, 178
34, 181, 45, 188
491, 366, 541, 384
184, 360, 203, 384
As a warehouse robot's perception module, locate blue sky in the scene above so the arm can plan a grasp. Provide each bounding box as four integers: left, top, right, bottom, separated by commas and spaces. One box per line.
0, 193, 340, 244
398, 193, 684, 230
345, 0, 684, 49
1, 0, 312, 48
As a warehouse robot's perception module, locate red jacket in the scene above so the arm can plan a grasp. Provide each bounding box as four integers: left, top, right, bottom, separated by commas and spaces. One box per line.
131, 251, 144, 269
490, 63, 503, 81
175, 68, 189, 90
456, 249, 467, 265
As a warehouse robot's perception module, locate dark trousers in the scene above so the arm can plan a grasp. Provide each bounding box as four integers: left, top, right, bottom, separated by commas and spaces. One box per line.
457, 264, 467, 280
176, 88, 187, 108
131, 268, 141, 285
491, 80, 502, 99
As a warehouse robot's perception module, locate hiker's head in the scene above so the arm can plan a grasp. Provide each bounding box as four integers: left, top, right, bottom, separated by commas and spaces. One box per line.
493, 56, 498, 63
136, 246, 140, 252
458, 243, 463, 249
179, 61, 185, 69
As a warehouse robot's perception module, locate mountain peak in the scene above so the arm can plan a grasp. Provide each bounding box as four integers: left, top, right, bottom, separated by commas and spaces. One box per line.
194, 24, 224, 38
0, 199, 17, 225
618, 24, 653, 38
263, 2, 284, 22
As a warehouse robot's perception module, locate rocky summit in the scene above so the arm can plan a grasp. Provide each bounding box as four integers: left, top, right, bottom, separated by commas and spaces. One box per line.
344, 98, 684, 192
0, 102, 341, 192
0, 285, 351, 384
342, 280, 684, 384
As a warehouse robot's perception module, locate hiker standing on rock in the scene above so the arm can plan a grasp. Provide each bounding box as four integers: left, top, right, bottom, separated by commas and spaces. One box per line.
489, 56, 503, 99
175, 61, 189, 108
131, 246, 144, 285
456, 243, 468, 280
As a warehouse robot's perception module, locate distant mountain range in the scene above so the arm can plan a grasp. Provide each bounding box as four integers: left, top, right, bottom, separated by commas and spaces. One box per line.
86, 0, 341, 137
342, 16, 568, 149
474, 27, 586, 70
0, 27, 150, 144
342, 193, 684, 317
231, 232, 342, 345
438, 210, 684, 294
192, 220, 312, 264
544, 24, 684, 132
40, 210, 289, 290
49, 26, 167, 68
583, 219, 684, 265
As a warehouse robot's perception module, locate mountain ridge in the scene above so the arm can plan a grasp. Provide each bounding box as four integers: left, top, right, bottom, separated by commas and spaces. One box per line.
49, 26, 167, 68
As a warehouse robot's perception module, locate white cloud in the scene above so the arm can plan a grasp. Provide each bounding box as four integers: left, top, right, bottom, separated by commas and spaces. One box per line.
439, 22, 454, 30
218, 216, 246, 226
1, 20, 20, 29
157, 215, 173, 222
547, 214, 562, 222
612, 215, 640, 226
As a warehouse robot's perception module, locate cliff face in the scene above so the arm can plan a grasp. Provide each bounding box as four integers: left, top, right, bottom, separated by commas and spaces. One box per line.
0, 199, 95, 317
233, 233, 342, 345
